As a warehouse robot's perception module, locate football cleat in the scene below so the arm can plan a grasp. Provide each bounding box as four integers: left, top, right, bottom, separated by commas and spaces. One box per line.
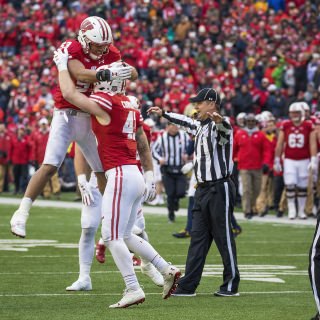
132, 256, 141, 266
10, 210, 29, 238
162, 265, 181, 299
66, 278, 92, 291
95, 241, 106, 264
109, 287, 145, 308
141, 262, 164, 287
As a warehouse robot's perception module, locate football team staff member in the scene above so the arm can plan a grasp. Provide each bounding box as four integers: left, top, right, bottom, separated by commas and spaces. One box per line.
54, 48, 181, 308
10, 16, 136, 238
148, 88, 240, 297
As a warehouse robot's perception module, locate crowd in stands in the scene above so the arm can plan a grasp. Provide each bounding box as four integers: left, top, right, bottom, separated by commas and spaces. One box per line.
0, 0, 319, 198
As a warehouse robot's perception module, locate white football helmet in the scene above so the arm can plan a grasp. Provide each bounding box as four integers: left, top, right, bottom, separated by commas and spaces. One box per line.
261, 110, 275, 121
289, 102, 304, 122
236, 112, 246, 127
127, 95, 140, 109
78, 16, 113, 60
94, 62, 126, 95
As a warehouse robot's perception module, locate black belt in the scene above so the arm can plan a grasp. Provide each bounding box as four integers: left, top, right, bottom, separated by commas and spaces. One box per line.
196, 176, 230, 189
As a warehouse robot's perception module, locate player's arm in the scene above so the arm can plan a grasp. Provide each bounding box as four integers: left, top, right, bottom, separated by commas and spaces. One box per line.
68, 59, 138, 83
310, 130, 317, 157
136, 125, 153, 172
54, 49, 110, 125
274, 130, 285, 158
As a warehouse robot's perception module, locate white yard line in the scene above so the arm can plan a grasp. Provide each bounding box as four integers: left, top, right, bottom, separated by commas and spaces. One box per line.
0, 291, 312, 298
0, 197, 316, 226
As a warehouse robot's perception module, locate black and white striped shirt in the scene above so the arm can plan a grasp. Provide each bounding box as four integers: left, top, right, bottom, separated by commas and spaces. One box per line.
162, 112, 233, 183
152, 130, 189, 167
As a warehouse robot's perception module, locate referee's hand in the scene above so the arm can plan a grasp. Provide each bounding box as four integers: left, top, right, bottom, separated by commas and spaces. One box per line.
206, 112, 223, 123
147, 106, 163, 117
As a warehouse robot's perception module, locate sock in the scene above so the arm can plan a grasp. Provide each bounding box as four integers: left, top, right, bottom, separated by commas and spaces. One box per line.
106, 239, 139, 290
19, 197, 32, 213
124, 234, 168, 273
286, 188, 296, 219
79, 228, 96, 280
297, 188, 307, 218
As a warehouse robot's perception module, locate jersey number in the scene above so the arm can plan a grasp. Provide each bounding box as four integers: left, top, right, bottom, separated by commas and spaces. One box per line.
122, 111, 136, 140
59, 41, 91, 93
288, 133, 305, 148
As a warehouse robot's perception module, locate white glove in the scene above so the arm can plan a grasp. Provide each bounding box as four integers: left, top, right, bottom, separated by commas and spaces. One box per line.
273, 157, 282, 172
308, 156, 318, 174
53, 48, 69, 71
78, 174, 94, 206
181, 162, 194, 174
108, 65, 132, 81
143, 171, 156, 202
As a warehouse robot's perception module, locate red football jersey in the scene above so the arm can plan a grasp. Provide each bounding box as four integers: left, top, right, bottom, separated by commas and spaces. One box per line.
281, 120, 314, 160
90, 92, 143, 171
54, 39, 121, 110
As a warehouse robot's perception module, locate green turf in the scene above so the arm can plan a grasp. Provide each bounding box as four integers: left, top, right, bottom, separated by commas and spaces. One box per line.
0, 204, 317, 320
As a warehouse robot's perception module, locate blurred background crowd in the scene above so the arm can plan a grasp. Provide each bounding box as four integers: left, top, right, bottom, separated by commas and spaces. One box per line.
0, 0, 319, 211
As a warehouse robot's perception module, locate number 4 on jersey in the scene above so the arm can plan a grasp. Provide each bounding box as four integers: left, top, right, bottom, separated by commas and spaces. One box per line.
122, 111, 136, 140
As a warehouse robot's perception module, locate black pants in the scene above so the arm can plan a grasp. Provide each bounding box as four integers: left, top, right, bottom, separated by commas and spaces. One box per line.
162, 171, 186, 213
13, 164, 28, 193
309, 215, 320, 314
178, 178, 240, 293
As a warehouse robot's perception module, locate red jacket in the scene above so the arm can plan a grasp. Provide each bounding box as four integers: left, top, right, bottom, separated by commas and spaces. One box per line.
10, 135, 31, 165
233, 128, 267, 170
0, 133, 11, 165
30, 129, 49, 164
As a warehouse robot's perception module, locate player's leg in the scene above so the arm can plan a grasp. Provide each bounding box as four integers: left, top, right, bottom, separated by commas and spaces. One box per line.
10, 111, 73, 237
66, 173, 102, 291
134, 209, 164, 287
101, 166, 146, 308
122, 168, 180, 299
297, 159, 310, 219
283, 159, 298, 219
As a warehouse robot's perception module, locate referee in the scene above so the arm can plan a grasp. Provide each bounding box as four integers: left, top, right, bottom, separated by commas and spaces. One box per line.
309, 214, 320, 320
148, 87, 240, 297
152, 123, 190, 222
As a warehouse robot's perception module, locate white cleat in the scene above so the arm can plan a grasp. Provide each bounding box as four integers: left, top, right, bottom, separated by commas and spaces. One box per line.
109, 287, 145, 308
141, 262, 164, 287
66, 278, 92, 291
162, 265, 181, 299
10, 210, 29, 238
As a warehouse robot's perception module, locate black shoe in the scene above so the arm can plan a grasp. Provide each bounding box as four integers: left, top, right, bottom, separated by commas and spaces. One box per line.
259, 208, 269, 217
172, 286, 196, 297
276, 210, 284, 218
214, 290, 240, 297
173, 229, 190, 238
244, 213, 253, 219
168, 211, 175, 222
311, 312, 320, 320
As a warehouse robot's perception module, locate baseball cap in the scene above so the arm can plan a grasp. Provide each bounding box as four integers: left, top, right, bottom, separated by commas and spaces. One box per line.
189, 88, 221, 105
39, 118, 48, 125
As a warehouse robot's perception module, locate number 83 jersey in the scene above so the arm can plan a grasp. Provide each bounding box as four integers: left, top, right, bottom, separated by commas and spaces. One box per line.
281, 119, 314, 160
90, 92, 143, 171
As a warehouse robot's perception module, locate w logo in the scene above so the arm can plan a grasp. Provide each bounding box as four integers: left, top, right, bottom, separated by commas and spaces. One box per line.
81, 20, 94, 31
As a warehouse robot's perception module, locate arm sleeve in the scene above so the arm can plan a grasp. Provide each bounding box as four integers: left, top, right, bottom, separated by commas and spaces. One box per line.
162, 112, 198, 136
215, 119, 233, 146
151, 136, 163, 163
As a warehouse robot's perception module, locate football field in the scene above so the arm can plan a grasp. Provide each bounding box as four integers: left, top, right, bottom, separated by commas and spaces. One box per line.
0, 203, 317, 320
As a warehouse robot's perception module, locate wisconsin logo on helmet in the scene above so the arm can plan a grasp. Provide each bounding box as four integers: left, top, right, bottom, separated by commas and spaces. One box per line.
78, 16, 113, 60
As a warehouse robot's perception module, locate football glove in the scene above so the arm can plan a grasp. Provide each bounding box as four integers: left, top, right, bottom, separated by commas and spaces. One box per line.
143, 171, 156, 202
273, 157, 282, 172
96, 64, 132, 82
181, 162, 194, 174
53, 48, 69, 72
78, 174, 94, 206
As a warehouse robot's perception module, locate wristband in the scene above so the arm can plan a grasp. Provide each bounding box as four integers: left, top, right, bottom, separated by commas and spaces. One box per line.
77, 174, 87, 184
